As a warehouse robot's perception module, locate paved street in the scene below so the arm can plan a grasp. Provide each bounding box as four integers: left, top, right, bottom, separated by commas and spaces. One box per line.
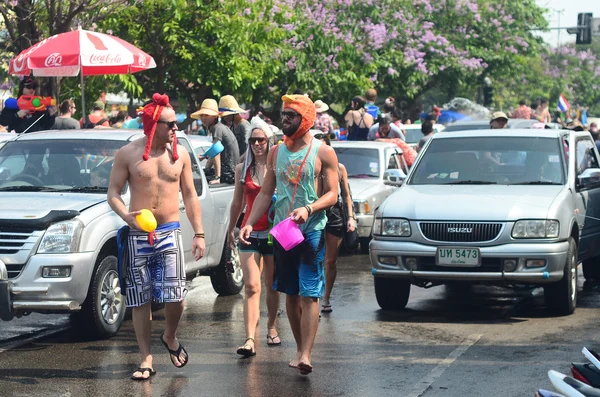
1, 254, 600, 397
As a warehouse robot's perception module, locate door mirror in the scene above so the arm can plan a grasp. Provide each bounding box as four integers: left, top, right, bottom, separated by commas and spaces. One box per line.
383, 169, 406, 187
577, 168, 600, 190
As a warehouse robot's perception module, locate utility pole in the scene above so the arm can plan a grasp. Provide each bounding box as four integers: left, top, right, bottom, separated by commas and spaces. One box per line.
554, 9, 565, 47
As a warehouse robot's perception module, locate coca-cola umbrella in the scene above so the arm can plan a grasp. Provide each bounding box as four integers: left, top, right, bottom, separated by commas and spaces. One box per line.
8, 28, 155, 122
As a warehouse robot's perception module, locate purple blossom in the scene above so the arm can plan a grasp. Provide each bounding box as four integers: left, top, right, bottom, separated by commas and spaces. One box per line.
387, 67, 397, 75
243, 8, 251, 15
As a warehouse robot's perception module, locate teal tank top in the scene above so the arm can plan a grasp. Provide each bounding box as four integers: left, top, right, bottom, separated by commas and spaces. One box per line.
274, 138, 326, 233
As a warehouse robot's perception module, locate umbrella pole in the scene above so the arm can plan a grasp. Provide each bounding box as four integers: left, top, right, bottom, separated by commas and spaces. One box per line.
80, 69, 87, 125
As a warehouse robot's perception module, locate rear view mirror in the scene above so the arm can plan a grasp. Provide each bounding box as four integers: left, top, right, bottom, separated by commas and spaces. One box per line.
577, 168, 600, 190
384, 169, 406, 187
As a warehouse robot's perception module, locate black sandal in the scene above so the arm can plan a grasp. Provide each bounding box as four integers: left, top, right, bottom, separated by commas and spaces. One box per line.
160, 333, 189, 368
236, 337, 256, 357
131, 367, 156, 381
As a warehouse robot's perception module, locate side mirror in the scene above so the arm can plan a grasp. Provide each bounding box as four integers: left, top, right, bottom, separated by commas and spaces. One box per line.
383, 169, 406, 187
577, 168, 600, 190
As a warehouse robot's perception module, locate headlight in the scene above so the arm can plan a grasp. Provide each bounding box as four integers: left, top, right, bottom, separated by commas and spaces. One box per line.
38, 219, 83, 253
353, 199, 371, 214
512, 220, 559, 239
374, 218, 411, 237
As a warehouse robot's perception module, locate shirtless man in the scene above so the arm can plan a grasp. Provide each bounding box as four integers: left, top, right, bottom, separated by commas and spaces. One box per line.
240, 94, 338, 375
108, 93, 205, 381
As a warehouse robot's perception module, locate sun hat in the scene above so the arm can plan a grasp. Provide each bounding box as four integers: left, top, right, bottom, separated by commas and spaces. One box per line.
491, 111, 508, 121
191, 98, 219, 119
218, 95, 248, 116
314, 100, 329, 113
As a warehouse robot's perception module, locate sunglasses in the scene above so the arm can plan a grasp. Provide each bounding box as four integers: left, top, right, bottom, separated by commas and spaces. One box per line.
24, 84, 37, 89
249, 137, 267, 145
281, 110, 300, 119
158, 120, 178, 129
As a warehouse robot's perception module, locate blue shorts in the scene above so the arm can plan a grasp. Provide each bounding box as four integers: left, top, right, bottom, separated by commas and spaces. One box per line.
273, 229, 325, 298
117, 222, 187, 308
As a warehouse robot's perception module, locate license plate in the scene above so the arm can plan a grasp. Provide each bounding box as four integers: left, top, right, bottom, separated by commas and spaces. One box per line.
436, 248, 481, 267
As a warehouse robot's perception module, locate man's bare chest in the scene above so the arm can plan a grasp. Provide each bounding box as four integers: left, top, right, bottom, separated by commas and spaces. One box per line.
132, 159, 181, 183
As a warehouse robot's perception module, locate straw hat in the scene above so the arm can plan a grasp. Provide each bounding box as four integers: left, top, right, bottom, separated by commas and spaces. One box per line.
314, 100, 329, 113
191, 99, 219, 119
218, 95, 248, 116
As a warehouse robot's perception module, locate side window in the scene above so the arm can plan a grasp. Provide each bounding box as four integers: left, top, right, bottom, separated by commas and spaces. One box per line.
386, 151, 399, 169
178, 138, 203, 195
576, 139, 599, 176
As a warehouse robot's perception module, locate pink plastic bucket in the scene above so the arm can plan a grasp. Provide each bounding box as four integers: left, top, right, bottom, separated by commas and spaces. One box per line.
269, 217, 304, 251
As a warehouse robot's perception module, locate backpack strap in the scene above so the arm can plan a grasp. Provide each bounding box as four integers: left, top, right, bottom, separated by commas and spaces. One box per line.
95, 118, 108, 126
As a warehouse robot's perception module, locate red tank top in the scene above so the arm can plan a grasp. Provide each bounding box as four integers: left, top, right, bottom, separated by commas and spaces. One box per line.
241, 168, 270, 231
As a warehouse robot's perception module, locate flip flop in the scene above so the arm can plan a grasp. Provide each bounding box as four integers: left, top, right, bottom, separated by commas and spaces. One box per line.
298, 361, 313, 375
131, 367, 156, 381
160, 333, 189, 368
266, 334, 281, 346
321, 304, 332, 313
236, 337, 256, 357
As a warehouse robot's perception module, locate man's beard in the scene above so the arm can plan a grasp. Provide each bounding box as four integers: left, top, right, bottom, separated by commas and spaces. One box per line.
282, 120, 301, 137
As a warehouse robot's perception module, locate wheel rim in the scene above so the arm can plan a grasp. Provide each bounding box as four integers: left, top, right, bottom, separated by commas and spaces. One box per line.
570, 255, 577, 302
100, 269, 123, 325
231, 244, 243, 284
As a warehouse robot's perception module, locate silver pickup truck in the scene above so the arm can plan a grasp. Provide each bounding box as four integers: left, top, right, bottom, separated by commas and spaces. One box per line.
371, 128, 600, 315
331, 141, 404, 252
0, 129, 241, 338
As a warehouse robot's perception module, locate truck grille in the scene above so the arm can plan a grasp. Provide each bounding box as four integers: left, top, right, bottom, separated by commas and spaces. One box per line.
0, 228, 38, 279
419, 223, 502, 242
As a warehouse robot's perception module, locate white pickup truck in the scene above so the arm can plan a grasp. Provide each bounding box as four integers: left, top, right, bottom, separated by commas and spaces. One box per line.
331, 141, 405, 252
0, 129, 241, 338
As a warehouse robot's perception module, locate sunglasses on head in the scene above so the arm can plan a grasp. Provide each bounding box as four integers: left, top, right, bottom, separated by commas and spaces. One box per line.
158, 120, 178, 129
281, 110, 300, 119
249, 137, 267, 145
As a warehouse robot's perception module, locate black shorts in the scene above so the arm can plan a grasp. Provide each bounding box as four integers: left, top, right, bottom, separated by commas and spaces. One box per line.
239, 231, 273, 256
325, 203, 345, 238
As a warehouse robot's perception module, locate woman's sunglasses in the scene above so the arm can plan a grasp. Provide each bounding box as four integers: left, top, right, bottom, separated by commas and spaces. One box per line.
249, 137, 267, 145
158, 120, 178, 129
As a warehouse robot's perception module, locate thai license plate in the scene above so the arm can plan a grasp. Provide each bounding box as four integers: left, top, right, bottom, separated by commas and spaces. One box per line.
436, 248, 481, 267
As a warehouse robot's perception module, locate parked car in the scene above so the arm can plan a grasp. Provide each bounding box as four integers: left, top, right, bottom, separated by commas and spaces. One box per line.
443, 118, 543, 132
331, 141, 404, 252
0, 129, 240, 338
370, 128, 600, 315
400, 123, 445, 150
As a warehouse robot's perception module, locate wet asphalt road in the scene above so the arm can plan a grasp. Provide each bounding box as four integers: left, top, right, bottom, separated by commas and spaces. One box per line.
2, 254, 600, 397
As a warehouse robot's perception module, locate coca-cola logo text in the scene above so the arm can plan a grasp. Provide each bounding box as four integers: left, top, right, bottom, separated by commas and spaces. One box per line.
138, 54, 147, 67
44, 53, 63, 67
89, 53, 122, 65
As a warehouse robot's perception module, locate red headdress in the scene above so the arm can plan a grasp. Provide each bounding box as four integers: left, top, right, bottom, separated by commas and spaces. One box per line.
141, 93, 179, 161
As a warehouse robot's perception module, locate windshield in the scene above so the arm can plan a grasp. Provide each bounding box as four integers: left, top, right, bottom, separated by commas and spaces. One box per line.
443, 123, 490, 132
333, 147, 380, 178
0, 139, 126, 192
409, 137, 564, 185
403, 127, 440, 144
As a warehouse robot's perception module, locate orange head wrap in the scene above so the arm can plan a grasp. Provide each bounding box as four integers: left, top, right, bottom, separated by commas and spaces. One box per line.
141, 93, 179, 161
282, 94, 316, 148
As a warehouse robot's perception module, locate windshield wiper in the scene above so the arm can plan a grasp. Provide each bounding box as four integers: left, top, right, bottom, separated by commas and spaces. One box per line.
510, 181, 562, 185
347, 174, 378, 178
0, 186, 60, 192
57, 186, 108, 193
442, 180, 497, 185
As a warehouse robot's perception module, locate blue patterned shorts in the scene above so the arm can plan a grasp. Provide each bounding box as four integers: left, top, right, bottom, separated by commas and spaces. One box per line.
121, 222, 187, 308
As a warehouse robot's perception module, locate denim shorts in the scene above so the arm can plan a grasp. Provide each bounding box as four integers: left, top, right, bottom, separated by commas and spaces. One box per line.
273, 229, 325, 298
239, 230, 273, 256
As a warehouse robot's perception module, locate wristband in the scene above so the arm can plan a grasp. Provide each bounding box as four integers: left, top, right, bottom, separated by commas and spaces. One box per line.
305, 205, 313, 216
194, 233, 205, 239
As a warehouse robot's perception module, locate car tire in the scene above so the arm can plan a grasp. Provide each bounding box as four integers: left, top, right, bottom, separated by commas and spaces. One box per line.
374, 277, 410, 310
544, 237, 577, 316
359, 237, 371, 254
582, 257, 600, 281
210, 231, 244, 296
76, 254, 125, 339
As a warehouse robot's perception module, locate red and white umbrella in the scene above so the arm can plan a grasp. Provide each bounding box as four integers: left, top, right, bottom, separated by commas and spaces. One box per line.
9, 28, 155, 77
8, 28, 155, 120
